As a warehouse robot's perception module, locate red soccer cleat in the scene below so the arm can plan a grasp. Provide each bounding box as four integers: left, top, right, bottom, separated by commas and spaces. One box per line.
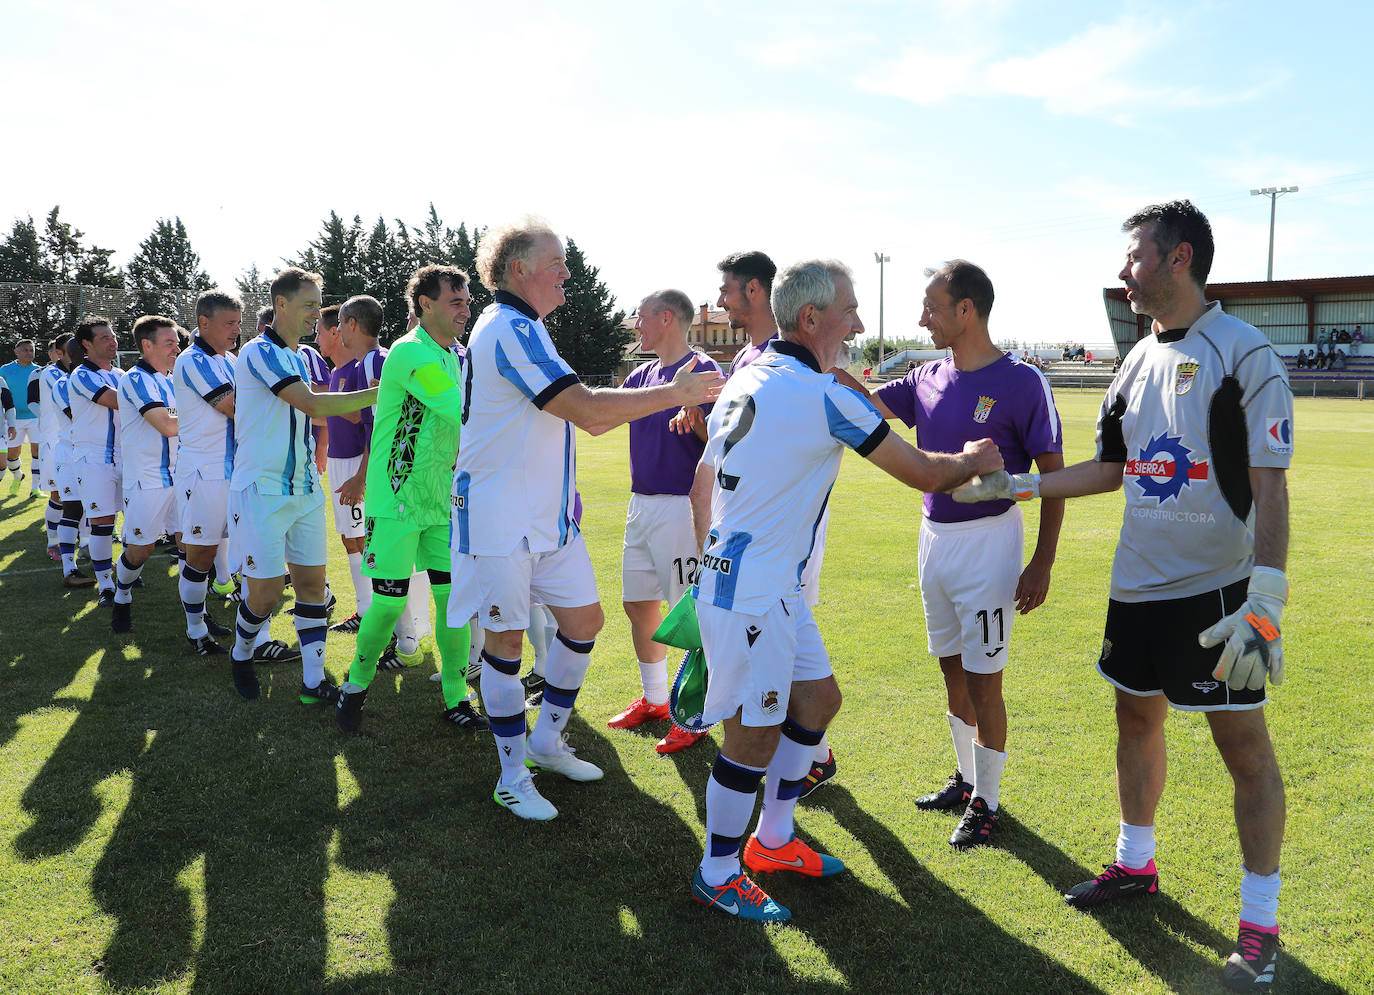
656, 725, 708, 754
607, 696, 670, 730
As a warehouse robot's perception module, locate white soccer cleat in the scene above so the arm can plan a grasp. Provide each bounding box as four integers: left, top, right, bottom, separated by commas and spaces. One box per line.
525, 735, 604, 782
493, 773, 558, 821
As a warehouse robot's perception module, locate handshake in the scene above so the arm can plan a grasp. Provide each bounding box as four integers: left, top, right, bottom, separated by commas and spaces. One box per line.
952, 469, 1041, 503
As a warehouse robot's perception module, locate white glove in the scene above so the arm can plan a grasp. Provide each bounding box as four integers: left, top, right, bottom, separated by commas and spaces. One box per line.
1198, 567, 1287, 690
951, 470, 1040, 503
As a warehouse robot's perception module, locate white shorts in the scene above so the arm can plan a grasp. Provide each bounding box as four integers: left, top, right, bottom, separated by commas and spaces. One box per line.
917, 505, 1023, 675
55, 445, 79, 503
178, 470, 231, 547
798, 504, 829, 610
448, 533, 599, 633
122, 483, 178, 546
74, 459, 121, 518
38, 443, 58, 492
698, 593, 833, 728
229, 483, 327, 578
9, 418, 37, 448
621, 493, 698, 604
327, 455, 366, 538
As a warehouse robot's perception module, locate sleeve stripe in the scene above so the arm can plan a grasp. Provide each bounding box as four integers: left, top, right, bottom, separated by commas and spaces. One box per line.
854, 419, 890, 458
1029, 365, 1062, 443
533, 372, 580, 410
269, 375, 303, 396
138, 401, 166, 415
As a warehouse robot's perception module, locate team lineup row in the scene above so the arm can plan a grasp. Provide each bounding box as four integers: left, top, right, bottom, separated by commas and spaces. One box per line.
2, 200, 1292, 990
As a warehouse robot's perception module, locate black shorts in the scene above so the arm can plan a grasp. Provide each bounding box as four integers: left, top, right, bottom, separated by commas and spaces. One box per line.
1097, 579, 1267, 711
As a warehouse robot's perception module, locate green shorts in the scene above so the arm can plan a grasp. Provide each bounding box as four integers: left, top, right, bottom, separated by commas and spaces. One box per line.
362, 516, 450, 579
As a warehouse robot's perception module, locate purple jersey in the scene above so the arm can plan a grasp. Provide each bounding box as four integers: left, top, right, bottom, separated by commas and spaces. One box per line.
359, 346, 386, 439
326, 359, 366, 458
729, 333, 778, 376
623, 350, 722, 496
876, 353, 1062, 523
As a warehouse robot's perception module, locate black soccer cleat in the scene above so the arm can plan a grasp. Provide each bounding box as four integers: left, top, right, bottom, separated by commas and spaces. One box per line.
1223, 924, 1281, 990
950, 796, 999, 849
96, 589, 115, 608
915, 768, 974, 811
300, 678, 341, 706
336, 684, 368, 732
329, 612, 362, 634
63, 568, 96, 588
441, 700, 491, 731
110, 601, 133, 633
376, 636, 405, 672
232, 657, 260, 699
188, 634, 227, 656
202, 612, 232, 637
798, 749, 837, 800
1064, 860, 1159, 910
523, 672, 546, 710
253, 639, 301, 664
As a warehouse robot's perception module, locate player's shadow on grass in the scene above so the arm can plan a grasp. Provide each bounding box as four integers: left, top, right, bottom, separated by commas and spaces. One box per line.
996, 810, 1348, 993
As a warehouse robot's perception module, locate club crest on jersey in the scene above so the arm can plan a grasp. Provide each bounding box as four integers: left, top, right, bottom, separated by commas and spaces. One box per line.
1124, 432, 1209, 503
488, 604, 502, 623
760, 690, 780, 714
1175, 361, 1199, 395
1265, 417, 1293, 456
972, 395, 996, 423
246, 555, 255, 569
132, 528, 142, 537
365, 552, 376, 569
191, 525, 203, 536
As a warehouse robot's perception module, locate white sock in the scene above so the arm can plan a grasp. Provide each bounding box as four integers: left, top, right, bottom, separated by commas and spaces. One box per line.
528, 632, 594, 755
972, 741, 1007, 811
755, 719, 824, 848
700, 754, 765, 886
233, 603, 270, 662
1116, 821, 1156, 870
527, 601, 549, 674
254, 624, 273, 650
479, 652, 529, 782
114, 553, 142, 605
292, 602, 329, 688
346, 552, 371, 616
1239, 864, 1281, 928
179, 565, 210, 639
813, 731, 831, 765
214, 540, 230, 585
407, 570, 430, 637
639, 658, 668, 705
948, 712, 976, 781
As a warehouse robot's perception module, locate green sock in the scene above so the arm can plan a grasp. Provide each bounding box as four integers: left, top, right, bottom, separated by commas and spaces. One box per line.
349, 590, 407, 690
431, 583, 472, 708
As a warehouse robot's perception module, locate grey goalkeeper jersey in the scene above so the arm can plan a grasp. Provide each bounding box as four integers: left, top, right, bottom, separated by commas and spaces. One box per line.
1096, 302, 1293, 602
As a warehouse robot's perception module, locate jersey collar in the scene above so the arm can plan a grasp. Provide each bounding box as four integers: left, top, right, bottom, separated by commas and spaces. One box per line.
79, 357, 101, 372
494, 290, 540, 321
193, 335, 219, 356
768, 339, 822, 373
135, 358, 159, 374
264, 327, 288, 349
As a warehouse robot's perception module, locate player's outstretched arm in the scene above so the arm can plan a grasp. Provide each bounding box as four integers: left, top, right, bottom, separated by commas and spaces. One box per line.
544, 357, 724, 436
953, 457, 1124, 503
865, 432, 1002, 493
277, 381, 377, 418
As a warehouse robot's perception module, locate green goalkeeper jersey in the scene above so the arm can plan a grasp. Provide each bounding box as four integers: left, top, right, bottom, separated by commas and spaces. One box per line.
364, 326, 464, 526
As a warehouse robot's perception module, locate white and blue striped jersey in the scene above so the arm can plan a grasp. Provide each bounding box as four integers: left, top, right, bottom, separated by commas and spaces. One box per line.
68, 360, 123, 465
231, 330, 317, 496
38, 364, 67, 446
174, 337, 236, 481
452, 293, 580, 556
54, 374, 74, 451
118, 360, 177, 489
693, 340, 889, 616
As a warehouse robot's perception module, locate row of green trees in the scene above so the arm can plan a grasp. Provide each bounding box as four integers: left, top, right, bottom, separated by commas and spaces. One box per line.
0, 206, 631, 376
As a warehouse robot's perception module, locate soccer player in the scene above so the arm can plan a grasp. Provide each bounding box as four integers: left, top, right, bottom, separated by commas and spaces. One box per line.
52, 337, 93, 586
687, 259, 1002, 921
449, 217, 723, 821
859, 260, 1064, 848
606, 289, 722, 753
228, 268, 376, 703
336, 266, 488, 732
954, 201, 1292, 990
1, 338, 42, 496
111, 316, 181, 632
67, 317, 124, 603
37, 334, 74, 558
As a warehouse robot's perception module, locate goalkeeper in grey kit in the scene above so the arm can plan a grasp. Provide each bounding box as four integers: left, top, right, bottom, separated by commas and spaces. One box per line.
956, 200, 1291, 993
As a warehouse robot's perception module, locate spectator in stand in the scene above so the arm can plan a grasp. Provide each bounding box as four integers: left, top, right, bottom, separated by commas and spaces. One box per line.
1062, 345, 1072, 361
1085, 350, 1095, 363
1112, 355, 1122, 373
1352, 326, 1363, 355
1337, 328, 1351, 344
1316, 343, 1329, 369
1293, 350, 1308, 370
1316, 326, 1329, 345
1332, 348, 1347, 370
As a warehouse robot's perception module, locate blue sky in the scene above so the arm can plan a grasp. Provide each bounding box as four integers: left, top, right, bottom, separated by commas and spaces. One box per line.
5, 0, 1371, 350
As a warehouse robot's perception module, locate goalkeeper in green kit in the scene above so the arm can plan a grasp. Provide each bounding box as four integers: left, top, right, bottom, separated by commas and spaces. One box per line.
337, 265, 488, 732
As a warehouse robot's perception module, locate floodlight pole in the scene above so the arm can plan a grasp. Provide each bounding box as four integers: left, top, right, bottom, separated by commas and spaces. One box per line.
1250, 185, 1298, 281
874, 252, 890, 372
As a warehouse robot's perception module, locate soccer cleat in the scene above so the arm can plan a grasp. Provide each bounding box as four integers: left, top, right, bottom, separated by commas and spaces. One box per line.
110, 602, 133, 633
253, 639, 301, 664
7, 475, 21, 496
329, 612, 362, 633
522, 672, 545, 710
63, 569, 96, 588
396, 642, 425, 668
914, 768, 974, 811
1223, 923, 1281, 990
691, 869, 791, 922
950, 796, 998, 849
187, 634, 227, 656
742, 834, 846, 878
493, 773, 558, 821
336, 683, 368, 732
211, 576, 237, 597
300, 678, 341, 706
656, 725, 708, 754
441, 700, 490, 730
96, 589, 114, 608
202, 612, 232, 637
798, 749, 837, 799
1064, 860, 1159, 910
47, 546, 60, 562
525, 734, 604, 782
376, 637, 406, 672
232, 658, 260, 699
607, 696, 670, 729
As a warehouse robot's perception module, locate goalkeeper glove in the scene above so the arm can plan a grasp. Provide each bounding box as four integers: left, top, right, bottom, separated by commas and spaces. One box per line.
951, 470, 1040, 503
1198, 566, 1287, 690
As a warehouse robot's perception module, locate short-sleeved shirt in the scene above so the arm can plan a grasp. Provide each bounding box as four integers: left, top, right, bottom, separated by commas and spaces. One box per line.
367, 326, 464, 527
693, 340, 889, 615
729, 334, 778, 376
1096, 302, 1294, 602
232, 329, 317, 496
54, 374, 74, 449
359, 346, 387, 440
0, 362, 37, 420
326, 359, 366, 459
623, 350, 721, 496
452, 291, 580, 556
1, 384, 13, 432
118, 359, 177, 488
876, 353, 1062, 523
174, 337, 236, 481
68, 359, 123, 465
38, 363, 69, 445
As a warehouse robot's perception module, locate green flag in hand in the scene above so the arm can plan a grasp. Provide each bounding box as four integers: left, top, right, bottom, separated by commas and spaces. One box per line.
652, 591, 701, 650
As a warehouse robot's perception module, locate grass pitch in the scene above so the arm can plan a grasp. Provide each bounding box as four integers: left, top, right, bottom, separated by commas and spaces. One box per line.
0, 393, 1369, 994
